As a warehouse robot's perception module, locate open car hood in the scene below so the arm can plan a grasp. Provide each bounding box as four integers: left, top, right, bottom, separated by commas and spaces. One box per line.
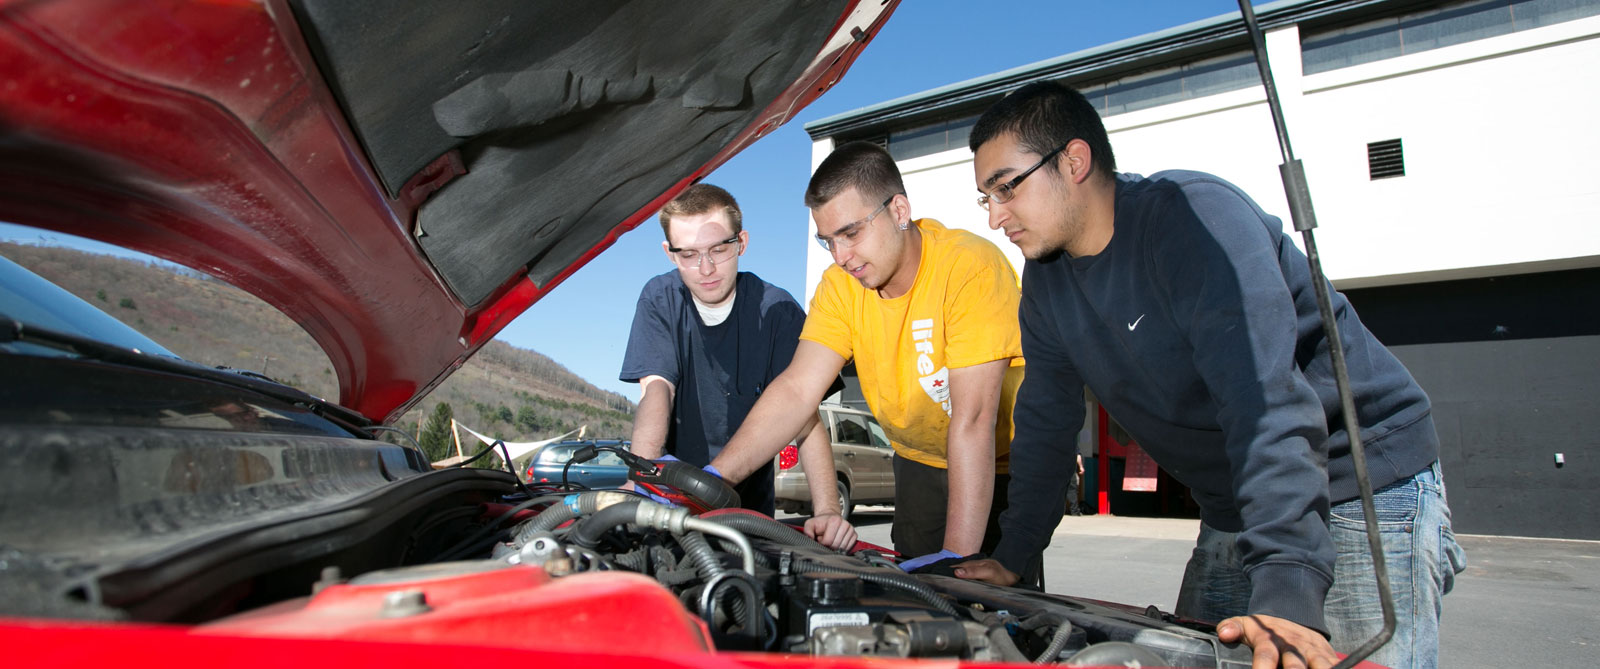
0, 0, 895, 421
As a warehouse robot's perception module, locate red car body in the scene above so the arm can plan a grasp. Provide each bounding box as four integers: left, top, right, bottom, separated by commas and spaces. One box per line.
0, 0, 890, 422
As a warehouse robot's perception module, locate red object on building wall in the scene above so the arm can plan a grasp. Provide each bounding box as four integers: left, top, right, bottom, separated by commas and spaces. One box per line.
1096, 406, 1114, 514
1094, 405, 1161, 512
1121, 442, 1160, 492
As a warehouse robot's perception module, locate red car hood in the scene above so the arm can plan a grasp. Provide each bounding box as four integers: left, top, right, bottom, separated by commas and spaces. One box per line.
0, 0, 895, 421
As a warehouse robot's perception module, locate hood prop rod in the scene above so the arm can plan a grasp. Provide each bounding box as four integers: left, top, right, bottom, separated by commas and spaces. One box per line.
1235, 2, 1395, 667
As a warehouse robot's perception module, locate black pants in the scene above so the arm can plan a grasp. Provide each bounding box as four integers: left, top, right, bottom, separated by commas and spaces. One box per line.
890, 454, 1009, 557
1064, 471, 1082, 515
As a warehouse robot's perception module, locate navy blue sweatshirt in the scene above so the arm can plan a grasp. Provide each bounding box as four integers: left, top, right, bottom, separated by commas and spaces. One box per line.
992, 171, 1438, 634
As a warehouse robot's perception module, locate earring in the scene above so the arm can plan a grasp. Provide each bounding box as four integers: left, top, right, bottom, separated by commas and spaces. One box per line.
897, 221, 910, 231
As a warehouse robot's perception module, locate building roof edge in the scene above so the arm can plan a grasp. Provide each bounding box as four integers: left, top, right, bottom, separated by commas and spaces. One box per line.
804, 0, 1400, 139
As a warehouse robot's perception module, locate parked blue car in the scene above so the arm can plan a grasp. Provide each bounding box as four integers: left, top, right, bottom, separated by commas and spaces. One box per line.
524, 440, 633, 489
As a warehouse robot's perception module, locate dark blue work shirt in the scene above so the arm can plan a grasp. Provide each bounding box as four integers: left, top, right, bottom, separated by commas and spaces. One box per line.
993, 171, 1438, 634
620, 271, 809, 516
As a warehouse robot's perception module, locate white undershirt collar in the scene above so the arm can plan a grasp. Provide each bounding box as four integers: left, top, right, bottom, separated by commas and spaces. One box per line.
694, 289, 735, 326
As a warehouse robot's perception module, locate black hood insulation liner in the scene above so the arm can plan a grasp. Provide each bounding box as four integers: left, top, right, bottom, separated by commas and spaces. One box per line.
290, 0, 848, 305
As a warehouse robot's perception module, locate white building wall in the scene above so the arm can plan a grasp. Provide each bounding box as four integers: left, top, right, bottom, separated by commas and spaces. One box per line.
806, 14, 1600, 300
1294, 15, 1600, 285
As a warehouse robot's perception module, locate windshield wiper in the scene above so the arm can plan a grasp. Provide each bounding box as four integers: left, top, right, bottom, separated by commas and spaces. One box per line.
0, 315, 369, 430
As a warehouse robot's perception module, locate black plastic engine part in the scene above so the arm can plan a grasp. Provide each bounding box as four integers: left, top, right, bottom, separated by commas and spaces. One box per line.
630, 459, 741, 510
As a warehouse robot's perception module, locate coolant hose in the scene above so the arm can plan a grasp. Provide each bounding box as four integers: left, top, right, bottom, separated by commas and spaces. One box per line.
1030, 616, 1075, 664
515, 491, 632, 545
681, 532, 762, 641
519, 504, 575, 542
791, 559, 961, 617
679, 531, 726, 579
700, 571, 763, 640
569, 500, 644, 548
682, 517, 756, 576
703, 512, 814, 548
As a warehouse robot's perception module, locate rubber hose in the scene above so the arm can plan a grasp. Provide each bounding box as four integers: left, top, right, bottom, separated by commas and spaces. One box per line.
1033, 619, 1074, 664
570, 500, 643, 548
704, 513, 814, 548
679, 531, 726, 579
858, 571, 962, 617
987, 625, 1030, 663
518, 491, 614, 543
614, 548, 649, 572
516, 491, 628, 545
701, 572, 763, 641
792, 559, 961, 617
710, 539, 773, 570
675, 531, 748, 630
517, 504, 576, 544
682, 531, 757, 633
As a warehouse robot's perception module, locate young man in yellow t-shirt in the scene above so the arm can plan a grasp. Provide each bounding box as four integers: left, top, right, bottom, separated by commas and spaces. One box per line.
709, 141, 1023, 571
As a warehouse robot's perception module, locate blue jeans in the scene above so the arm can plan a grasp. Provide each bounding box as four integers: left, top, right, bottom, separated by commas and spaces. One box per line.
1174, 462, 1466, 669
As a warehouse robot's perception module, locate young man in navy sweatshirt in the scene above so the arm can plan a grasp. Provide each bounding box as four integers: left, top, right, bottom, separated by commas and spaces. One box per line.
953, 82, 1464, 669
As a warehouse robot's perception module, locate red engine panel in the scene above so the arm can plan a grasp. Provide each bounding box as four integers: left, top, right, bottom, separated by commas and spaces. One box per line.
202, 564, 712, 655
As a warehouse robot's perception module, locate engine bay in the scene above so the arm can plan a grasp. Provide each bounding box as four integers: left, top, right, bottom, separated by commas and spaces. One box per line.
0, 421, 1250, 666
199, 486, 1253, 667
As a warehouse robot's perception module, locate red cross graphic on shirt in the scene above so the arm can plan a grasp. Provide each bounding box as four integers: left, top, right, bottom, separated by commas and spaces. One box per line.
932, 379, 944, 388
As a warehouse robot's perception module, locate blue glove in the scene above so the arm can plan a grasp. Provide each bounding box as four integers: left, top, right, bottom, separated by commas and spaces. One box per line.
898, 549, 963, 572
635, 486, 676, 506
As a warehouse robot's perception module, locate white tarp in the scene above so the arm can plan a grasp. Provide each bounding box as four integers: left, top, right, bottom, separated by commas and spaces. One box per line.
454, 420, 584, 463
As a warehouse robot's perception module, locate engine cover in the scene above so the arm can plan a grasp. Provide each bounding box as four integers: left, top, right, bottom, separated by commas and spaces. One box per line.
201, 562, 713, 655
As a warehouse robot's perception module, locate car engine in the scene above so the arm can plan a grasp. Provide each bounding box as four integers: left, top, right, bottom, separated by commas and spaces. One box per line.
200, 484, 1252, 667
0, 424, 1249, 666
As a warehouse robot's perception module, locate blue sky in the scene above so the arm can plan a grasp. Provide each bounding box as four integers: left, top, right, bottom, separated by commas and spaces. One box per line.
2, 1, 1248, 399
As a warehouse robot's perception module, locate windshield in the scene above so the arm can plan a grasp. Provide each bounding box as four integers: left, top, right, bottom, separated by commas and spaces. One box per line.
0, 253, 175, 358
0, 247, 362, 438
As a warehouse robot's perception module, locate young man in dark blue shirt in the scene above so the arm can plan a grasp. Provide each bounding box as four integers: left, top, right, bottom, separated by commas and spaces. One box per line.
620, 183, 855, 549
954, 82, 1464, 669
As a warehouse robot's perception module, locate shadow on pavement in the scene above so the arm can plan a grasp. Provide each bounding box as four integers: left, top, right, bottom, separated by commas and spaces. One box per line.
774, 506, 894, 528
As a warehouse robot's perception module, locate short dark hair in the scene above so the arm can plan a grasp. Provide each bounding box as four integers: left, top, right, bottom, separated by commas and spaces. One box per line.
969, 81, 1116, 181
659, 183, 742, 238
804, 141, 906, 209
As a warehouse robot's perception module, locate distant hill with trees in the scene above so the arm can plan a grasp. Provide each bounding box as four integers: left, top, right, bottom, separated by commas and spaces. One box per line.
2, 242, 634, 460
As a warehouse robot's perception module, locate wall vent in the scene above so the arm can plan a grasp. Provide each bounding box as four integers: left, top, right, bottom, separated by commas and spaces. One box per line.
1368, 138, 1405, 179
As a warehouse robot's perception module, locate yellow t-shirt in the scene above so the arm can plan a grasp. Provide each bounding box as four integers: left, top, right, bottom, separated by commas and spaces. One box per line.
802, 218, 1024, 472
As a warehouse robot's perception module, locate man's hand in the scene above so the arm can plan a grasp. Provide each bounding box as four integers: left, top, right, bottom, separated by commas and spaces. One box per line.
1217, 614, 1339, 669
803, 512, 857, 550
950, 558, 1020, 586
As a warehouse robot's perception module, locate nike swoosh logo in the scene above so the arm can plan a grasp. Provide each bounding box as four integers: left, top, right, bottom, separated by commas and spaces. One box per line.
1128, 314, 1145, 331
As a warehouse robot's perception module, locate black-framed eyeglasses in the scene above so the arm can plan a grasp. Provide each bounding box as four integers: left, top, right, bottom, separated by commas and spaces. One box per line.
668, 235, 741, 268
977, 142, 1068, 211
815, 196, 895, 252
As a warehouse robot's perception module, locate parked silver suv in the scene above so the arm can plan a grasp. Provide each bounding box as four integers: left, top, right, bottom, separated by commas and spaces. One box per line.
774, 404, 895, 518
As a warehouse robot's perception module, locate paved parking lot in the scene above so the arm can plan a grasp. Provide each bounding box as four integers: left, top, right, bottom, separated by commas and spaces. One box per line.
828, 507, 1599, 668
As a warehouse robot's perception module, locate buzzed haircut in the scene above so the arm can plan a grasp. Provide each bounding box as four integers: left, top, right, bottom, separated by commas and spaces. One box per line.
970, 81, 1117, 182
804, 141, 907, 209
659, 183, 742, 238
